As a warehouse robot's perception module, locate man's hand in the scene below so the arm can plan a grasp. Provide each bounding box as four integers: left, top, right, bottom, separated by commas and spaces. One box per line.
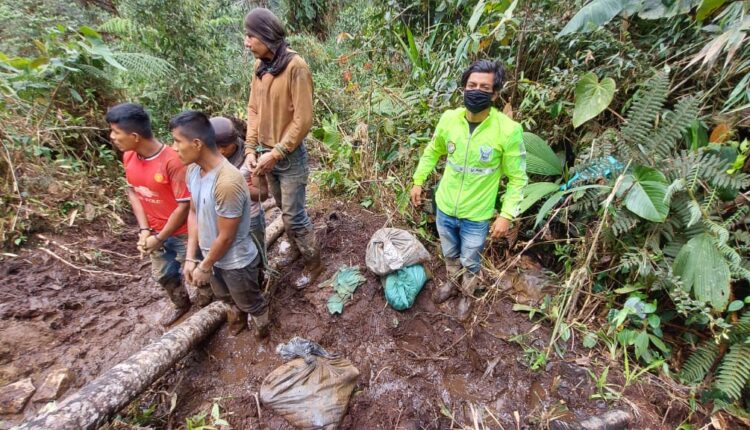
254, 151, 278, 176
183, 261, 197, 285
410, 185, 423, 207
489, 216, 511, 240
137, 230, 151, 253
191, 264, 212, 286
142, 235, 164, 254
244, 152, 257, 170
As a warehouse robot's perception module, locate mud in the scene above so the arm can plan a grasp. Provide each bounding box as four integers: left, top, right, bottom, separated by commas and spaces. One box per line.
2, 202, 677, 429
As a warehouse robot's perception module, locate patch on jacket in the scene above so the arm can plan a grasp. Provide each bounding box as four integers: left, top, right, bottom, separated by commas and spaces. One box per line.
479, 145, 493, 162
447, 142, 456, 154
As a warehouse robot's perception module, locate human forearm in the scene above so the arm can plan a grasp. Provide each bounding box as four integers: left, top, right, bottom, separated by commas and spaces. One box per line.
155, 202, 189, 240
127, 188, 151, 230
186, 206, 200, 260
200, 234, 235, 268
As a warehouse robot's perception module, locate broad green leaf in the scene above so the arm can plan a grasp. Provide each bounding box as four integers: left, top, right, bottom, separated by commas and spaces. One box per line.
583, 332, 598, 348
727, 300, 744, 312
560, 322, 571, 342
78, 25, 103, 39
534, 190, 564, 228
622, 166, 669, 222
468, 0, 486, 32
639, 0, 700, 20
696, 0, 727, 21
327, 295, 344, 315
557, 0, 629, 37
518, 182, 561, 214
572, 72, 616, 128
523, 132, 563, 175
648, 314, 660, 329
648, 334, 670, 354
673, 233, 730, 311
634, 331, 649, 359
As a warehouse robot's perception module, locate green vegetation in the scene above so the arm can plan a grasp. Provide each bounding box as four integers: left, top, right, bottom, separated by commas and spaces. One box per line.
1, 0, 749, 423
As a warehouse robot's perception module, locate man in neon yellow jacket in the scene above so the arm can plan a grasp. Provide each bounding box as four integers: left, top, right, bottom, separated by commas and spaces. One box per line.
411, 60, 527, 319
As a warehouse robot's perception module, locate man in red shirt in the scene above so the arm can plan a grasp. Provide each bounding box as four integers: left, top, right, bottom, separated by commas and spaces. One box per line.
106, 103, 202, 326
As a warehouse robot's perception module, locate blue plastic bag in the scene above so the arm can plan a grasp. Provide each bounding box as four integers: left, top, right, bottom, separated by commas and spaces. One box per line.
383, 264, 428, 311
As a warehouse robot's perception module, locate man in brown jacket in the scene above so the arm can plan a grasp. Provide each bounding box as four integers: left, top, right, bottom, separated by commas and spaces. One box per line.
242, 8, 323, 289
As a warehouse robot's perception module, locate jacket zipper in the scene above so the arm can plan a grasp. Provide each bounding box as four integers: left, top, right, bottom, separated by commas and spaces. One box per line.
453, 125, 472, 218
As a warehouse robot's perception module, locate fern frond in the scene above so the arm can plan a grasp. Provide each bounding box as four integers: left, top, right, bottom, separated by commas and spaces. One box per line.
611, 208, 640, 237
687, 199, 702, 228
76, 64, 111, 81
713, 342, 750, 401
649, 96, 701, 160
728, 311, 750, 343
99, 18, 137, 36
570, 188, 604, 214
723, 206, 749, 230
679, 340, 720, 385
622, 72, 669, 161
112, 53, 173, 79
664, 178, 686, 207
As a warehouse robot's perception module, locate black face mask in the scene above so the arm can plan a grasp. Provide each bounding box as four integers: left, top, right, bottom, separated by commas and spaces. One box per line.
463, 89, 494, 113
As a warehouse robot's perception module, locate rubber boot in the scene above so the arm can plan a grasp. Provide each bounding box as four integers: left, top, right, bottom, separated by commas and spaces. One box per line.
273, 227, 301, 270
294, 229, 324, 290
194, 285, 214, 308
433, 257, 462, 304
456, 296, 473, 322
456, 272, 480, 322
159, 277, 191, 326
226, 304, 247, 336
460, 271, 481, 297
250, 308, 270, 338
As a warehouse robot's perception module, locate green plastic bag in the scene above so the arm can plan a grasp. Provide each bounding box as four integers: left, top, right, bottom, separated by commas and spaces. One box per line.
384, 264, 428, 311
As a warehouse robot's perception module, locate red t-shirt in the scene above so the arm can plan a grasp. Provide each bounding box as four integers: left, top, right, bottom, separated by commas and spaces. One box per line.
123, 146, 190, 236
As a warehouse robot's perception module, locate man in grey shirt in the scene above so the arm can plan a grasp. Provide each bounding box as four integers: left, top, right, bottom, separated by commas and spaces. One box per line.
171, 110, 269, 337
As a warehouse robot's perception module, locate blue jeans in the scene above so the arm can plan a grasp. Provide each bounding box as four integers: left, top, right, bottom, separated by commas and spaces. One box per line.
267, 144, 313, 236
436, 209, 490, 273
150, 234, 187, 284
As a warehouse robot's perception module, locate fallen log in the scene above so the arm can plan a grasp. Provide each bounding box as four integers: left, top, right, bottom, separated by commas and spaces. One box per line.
18, 302, 228, 430
262, 197, 276, 211
265, 216, 285, 246
550, 409, 632, 430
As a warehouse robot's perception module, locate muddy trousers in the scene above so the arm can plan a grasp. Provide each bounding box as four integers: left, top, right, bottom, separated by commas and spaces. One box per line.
266, 144, 314, 250
435, 209, 490, 274
209, 254, 267, 316
150, 234, 190, 308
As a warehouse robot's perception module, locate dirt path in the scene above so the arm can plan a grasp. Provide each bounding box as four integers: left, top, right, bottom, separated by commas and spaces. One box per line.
1, 203, 676, 429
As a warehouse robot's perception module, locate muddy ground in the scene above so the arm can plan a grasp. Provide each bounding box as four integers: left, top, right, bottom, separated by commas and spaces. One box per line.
1, 200, 690, 429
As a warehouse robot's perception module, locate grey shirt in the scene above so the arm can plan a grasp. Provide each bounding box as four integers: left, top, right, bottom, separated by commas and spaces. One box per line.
187, 159, 257, 270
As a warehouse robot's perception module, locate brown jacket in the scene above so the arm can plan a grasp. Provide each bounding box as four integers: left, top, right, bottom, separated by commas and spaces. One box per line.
245, 54, 313, 157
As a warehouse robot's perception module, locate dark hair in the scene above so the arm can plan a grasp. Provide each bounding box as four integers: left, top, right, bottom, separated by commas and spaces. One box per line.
169, 110, 216, 149
227, 116, 247, 142
105, 103, 153, 138
460, 60, 505, 92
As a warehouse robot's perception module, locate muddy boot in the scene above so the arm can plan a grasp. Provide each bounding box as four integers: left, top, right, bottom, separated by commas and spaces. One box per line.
434, 257, 462, 304
460, 271, 481, 298
456, 296, 474, 322
226, 305, 248, 336
294, 230, 324, 290
273, 228, 302, 270
250, 308, 270, 338
194, 285, 214, 308
159, 278, 191, 326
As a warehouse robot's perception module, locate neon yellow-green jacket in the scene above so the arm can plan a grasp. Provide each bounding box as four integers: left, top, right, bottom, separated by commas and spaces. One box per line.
413, 107, 527, 222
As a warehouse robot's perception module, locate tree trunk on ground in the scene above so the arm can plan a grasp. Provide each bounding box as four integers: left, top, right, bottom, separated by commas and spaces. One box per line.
18, 302, 228, 430
266, 216, 285, 246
